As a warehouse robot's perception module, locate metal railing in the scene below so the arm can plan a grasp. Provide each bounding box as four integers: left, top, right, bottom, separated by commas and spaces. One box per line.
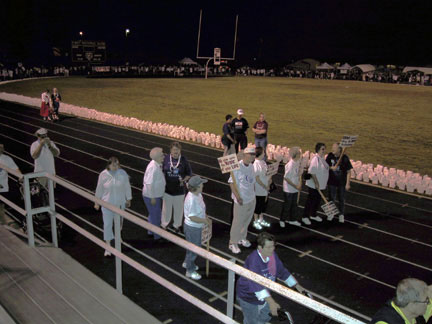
0, 162, 366, 324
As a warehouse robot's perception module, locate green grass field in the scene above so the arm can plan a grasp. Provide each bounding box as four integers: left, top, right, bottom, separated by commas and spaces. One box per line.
1, 76, 431, 175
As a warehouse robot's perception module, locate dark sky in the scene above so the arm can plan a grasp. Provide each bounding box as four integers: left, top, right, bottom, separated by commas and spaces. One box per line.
1, 0, 432, 66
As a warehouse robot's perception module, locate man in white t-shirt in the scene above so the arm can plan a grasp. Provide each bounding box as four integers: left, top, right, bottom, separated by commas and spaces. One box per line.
228, 147, 256, 254
30, 128, 60, 187
0, 144, 22, 222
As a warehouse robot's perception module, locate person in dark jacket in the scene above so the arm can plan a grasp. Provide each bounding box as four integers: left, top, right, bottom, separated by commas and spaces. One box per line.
231, 109, 249, 153
325, 143, 352, 223
370, 278, 432, 324
236, 232, 305, 324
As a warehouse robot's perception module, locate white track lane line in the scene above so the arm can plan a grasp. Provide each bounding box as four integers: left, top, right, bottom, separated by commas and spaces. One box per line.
2, 114, 432, 233
3, 110, 431, 217
2, 128, 432, 272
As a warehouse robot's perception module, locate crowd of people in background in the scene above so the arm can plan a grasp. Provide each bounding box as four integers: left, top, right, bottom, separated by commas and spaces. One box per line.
2, 61, 432, 86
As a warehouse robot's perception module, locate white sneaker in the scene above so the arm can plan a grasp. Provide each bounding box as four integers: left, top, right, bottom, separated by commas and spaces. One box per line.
186, 271, 201, 280
253, 220, 263, 230
339, 215, 345, 223
229, 243, 241, 254
238, 239, 251, 248
104, 250, 111, 257
302, 218, 312, 225
327, 215, 334, 221
182, 262, 199, 271
288, 221, 301, 226
259, 219, 270, 227
310, 216, 323, 222
279, 221, 286, 228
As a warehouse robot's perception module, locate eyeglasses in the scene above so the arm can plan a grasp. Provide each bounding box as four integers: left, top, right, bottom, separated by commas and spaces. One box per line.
414, 297, 430, 305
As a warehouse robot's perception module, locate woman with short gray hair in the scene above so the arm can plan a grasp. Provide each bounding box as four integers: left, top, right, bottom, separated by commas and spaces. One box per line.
143, 147, 166, 240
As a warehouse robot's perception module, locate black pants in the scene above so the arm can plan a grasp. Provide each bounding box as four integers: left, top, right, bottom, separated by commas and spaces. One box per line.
280, 192, 300, 221
328, 185, 345, 215
254, 196, 268, 214
234, 134, 247, 153
303, 187, 321, 218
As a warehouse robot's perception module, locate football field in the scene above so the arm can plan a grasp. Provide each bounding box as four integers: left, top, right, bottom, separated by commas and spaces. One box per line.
1, 76, 431, 175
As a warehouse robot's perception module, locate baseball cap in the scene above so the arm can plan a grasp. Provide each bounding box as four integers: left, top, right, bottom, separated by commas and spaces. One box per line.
237, 109, 244, 115
244, 147, 256, 154
188, 175, 208, 187
35, 128, 48, 136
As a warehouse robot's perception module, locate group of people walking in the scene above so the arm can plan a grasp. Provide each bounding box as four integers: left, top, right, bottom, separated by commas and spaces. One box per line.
40, 88, 61, 121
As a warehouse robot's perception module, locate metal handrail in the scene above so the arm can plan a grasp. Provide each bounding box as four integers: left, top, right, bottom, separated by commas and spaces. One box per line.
0, 162, 366, 324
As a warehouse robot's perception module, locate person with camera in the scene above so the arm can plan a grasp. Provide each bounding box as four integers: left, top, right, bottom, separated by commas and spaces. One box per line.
30, 128, 60, 188
236, 232, 306, 324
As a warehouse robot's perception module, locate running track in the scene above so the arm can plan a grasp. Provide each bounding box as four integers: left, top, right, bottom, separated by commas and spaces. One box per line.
1, 100, 431, 324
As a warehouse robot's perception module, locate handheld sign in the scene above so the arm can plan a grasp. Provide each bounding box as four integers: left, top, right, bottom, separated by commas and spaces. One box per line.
321, 201, 340, 219
217, 154, 240, 174
266, 161, 280, 177
201, 222, 212, 245
201, 222, 212, 277
340, 135, 358, 148
317, 189, 340, 219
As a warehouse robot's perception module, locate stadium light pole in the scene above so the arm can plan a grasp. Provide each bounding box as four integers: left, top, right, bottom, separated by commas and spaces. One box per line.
79, 31, 83, 38
125, 28, 131, 65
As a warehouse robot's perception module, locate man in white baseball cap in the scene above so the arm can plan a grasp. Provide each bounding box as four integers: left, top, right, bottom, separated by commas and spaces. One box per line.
30, 128, 60, 187
228, 146, 256, 254
231, 109, 249, 154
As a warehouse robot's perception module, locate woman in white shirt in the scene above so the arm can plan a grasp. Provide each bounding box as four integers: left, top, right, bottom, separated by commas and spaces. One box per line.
142, 147, 166, 240
183, 175, 211, 280
303, 143, 329, 223
252, 147, 271, 230
95, 157, 132, 257
280, 147, 304, 227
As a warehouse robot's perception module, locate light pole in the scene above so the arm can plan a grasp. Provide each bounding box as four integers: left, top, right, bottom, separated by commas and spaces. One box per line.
125, 28, 130, 65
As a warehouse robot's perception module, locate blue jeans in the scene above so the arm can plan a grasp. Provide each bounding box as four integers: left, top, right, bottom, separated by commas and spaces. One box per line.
328, 185, 346, 215
237, 297, 271, 324
183, 224, 202, 273
143, 196, 162, 239
255, 138, 268, 160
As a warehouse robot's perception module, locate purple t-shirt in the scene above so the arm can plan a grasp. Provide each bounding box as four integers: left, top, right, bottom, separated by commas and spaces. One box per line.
253, 120, 268, 139
236, 250, 291, 305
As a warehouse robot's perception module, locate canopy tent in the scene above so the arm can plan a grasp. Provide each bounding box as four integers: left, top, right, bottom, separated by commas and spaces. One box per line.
402, 66, 432, 75
351, 64, 375, 73
289, 58, 320, 71
178, 57, 198, 65
316, 62, 334, 70
337, 63, 351, 71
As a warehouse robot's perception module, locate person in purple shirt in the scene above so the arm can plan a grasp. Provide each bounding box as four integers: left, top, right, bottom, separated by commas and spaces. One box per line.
236, 232, 306, 324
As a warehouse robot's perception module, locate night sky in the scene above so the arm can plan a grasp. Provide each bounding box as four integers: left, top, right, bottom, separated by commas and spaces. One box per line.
1, 0, 432, 66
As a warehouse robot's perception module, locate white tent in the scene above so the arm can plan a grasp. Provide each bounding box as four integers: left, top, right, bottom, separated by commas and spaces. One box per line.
402, 66, 432, 75
337, 63, 351, 71
316, 62, 334, 70
352, 64, 375, 73
178, 57, 198, 65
